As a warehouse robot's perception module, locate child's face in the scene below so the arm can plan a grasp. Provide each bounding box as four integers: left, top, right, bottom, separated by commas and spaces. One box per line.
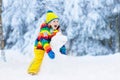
49, 19, 59, 30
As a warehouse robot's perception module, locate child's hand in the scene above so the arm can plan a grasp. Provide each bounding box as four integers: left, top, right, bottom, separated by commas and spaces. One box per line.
48, 50, 55, 59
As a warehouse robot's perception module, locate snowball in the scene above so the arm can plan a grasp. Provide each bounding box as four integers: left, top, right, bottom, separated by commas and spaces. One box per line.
50, 32, 67, 54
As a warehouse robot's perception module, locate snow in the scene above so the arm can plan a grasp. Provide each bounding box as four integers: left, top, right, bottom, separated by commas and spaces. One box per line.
1, 33, 119, 80
0, 50, 120, 80
1, 0, 120, 79
50, 32, 67, 54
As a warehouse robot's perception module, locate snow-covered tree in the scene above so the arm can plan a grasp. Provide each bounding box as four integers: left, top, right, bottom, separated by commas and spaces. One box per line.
2, 0, 46, 52
62, 0, 120, 56
2, 0, 120, 56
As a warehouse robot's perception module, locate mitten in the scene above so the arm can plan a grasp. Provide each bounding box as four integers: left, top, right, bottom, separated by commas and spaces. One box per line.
60, 45, 66, 55
48, 50, 55, 59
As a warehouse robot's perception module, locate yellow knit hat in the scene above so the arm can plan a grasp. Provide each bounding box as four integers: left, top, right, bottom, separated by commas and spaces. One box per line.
45, 10, 59, 23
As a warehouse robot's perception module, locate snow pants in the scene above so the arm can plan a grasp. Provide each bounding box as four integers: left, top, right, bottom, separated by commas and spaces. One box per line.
27, 48, 45, 74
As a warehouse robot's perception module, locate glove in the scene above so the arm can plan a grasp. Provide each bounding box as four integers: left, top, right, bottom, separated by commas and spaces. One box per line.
60, 46, 66, 55
48, 50, 55, 59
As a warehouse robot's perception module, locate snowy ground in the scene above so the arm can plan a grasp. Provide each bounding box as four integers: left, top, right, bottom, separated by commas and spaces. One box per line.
0, 50, 120, 80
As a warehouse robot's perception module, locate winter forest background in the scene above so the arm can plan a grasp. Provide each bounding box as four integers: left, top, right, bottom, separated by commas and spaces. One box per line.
2, 0, 120, 56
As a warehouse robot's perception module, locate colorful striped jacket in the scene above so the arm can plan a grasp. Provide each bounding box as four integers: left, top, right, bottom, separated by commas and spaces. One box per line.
34, 23, 59, 53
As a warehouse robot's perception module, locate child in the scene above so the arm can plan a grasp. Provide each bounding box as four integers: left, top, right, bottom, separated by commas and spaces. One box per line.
27, 10, 66, 75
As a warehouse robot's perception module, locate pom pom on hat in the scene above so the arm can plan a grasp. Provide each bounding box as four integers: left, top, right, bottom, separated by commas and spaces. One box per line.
45, 10, 59, 23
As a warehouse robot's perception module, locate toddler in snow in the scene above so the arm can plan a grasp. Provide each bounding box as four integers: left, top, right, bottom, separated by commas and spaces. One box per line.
27, 10, 66, 75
